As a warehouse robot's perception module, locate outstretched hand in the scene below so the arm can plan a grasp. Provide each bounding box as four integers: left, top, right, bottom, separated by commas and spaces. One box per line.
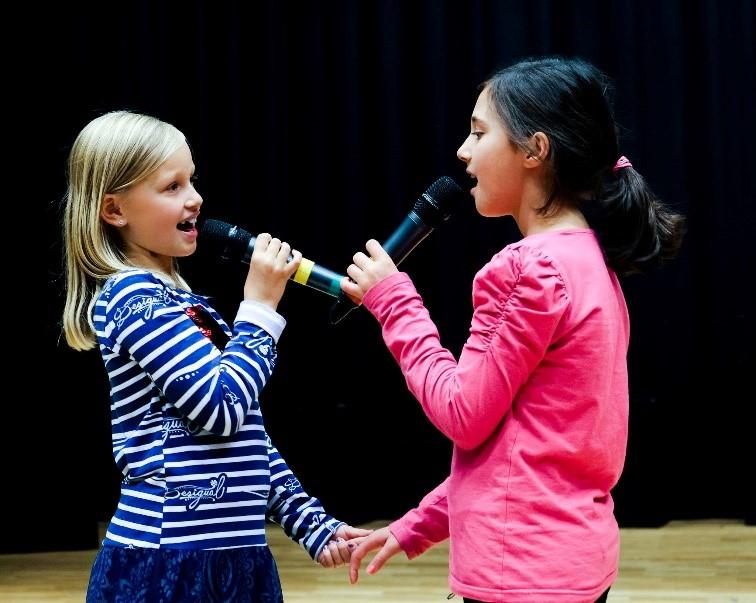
317, 524, 373, 569
348, 526, 402, 584
340, 239, 398, 303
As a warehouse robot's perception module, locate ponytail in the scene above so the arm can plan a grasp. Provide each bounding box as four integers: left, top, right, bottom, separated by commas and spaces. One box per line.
587, 165, 685, 276
483, 57, 685, 275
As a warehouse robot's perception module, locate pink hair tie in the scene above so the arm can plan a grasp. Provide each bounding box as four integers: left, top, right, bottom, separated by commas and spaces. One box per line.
613, 155, 633, 173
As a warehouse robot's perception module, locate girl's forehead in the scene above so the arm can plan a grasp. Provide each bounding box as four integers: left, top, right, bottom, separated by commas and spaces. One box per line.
471, 90, 498, 123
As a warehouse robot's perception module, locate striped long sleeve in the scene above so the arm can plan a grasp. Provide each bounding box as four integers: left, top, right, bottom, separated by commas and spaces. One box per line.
94, 269, 347, 551
266, 437, 343, 560
96, 270, 282, 438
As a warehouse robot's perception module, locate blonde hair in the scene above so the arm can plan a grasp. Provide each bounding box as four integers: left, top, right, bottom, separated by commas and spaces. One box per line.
62, 111, 190, 351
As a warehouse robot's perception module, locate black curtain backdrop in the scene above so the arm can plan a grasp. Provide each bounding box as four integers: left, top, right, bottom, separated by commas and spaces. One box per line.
18, 0, 754, 552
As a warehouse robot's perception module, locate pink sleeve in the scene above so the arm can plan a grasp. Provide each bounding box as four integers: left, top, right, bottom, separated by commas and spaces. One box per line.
389, 478, 449, 559
363, 247, 569, 450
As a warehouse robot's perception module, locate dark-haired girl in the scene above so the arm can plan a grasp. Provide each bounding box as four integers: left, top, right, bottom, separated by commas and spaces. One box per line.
342, 57, 684, 603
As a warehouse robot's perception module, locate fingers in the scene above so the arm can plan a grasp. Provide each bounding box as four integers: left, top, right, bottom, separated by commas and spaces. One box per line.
351, 239, 387, 270
340, 276, 364, 304
331, 539, 351, 565
340, 525, 373, 538
348, 529, 386, 584
275, 240, 290, 262
260, 237, 284, 263
269, 237, 283, 258
348, 541, 367, 584
244, 233, 299, 308
364, 239, 386, 259
366, 541, 394, 575
253, 234, 286, 256
284, 248, 303, 277
253, 233, 275, 255
252, 234, 300, 271
318, 538, 353, 568
343, 240, 399, 299
345, 263, 361, 281
352, 250, 372, 270
323, 524, 374, 568
318, 543, 335, 568
333, 523, 373, 540
347, 527, 401, 583
252, 233, 283, 265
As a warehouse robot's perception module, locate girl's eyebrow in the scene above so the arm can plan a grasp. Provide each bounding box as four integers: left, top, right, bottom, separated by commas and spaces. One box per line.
471, 115, 486, 126
159, 165, 195, 180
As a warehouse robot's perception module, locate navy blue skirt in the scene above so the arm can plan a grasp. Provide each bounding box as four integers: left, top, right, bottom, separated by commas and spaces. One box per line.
86, 544, 283, 602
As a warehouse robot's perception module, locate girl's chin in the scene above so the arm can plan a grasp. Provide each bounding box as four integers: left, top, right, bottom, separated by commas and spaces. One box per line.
475, 198, 490, 215
176, 243, 198, 258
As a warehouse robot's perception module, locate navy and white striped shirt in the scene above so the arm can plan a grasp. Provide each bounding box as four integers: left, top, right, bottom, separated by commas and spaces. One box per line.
93, 269, 341, 555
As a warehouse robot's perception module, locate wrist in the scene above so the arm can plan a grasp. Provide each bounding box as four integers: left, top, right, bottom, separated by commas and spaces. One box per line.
236, 300, 286, 342
244, 296, 278, 311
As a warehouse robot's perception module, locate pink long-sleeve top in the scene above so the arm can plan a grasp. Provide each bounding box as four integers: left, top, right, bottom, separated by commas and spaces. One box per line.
362, 229, 629, 603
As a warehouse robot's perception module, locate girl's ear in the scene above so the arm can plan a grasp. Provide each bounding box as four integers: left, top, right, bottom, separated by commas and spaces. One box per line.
101, 194, 126, 227
524, 131, 550, 167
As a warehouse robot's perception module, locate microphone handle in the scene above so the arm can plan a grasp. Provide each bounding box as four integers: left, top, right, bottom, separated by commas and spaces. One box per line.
330, 212, 434, 324
294, 260, 344, 297
382, 212, 434, 265
241, 235, 344, 298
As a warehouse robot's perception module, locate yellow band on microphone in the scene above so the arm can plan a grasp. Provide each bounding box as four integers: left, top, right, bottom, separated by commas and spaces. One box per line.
293, 258, 315, 285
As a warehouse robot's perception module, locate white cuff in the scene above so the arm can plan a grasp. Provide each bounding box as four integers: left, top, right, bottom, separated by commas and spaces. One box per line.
236, 300, 287, 343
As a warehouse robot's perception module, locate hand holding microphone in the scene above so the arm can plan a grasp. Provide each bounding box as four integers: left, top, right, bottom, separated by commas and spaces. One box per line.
331, 176, 464, 324
198, 175, 464, 320
342, 239, 399, 300
244, 233, 303, 310
199, 219, 346, 298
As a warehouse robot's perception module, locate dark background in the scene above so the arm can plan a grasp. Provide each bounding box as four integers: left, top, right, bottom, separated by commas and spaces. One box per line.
15, 0, 754, 552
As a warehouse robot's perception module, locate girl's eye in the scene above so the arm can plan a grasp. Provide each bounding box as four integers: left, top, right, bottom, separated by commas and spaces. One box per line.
167, 175, 197, 192
471, 131, 483, 139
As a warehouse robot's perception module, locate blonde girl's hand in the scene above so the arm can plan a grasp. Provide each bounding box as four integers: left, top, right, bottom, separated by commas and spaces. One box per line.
317, 524, 373, 569
340, 239, 398, 303
244, 233, 302, 310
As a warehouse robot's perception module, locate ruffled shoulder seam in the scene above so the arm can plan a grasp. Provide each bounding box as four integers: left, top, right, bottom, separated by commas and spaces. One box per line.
507, 242, 571, 304
478, 244, 570, 348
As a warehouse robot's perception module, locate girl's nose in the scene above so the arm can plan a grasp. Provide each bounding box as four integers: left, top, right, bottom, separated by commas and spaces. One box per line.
186, 192, 203, 208
457, 142, 470, 163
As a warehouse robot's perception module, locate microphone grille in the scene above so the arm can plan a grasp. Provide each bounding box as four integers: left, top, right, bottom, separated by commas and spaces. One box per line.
200, 219, 233, 242
413, 176, 465, 226
199, 219, 253, 262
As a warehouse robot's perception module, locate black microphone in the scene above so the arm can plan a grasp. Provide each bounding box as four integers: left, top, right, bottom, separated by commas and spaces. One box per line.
199, 219, 346, 298
330, 176, 465, 324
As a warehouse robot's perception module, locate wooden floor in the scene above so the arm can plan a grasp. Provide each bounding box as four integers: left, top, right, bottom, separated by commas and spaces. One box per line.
1, 520, 754, 602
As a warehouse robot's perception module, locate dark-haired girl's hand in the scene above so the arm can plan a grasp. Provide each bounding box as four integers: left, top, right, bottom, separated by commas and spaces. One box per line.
347, 526, 401, 584
341, 239, 398, 302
